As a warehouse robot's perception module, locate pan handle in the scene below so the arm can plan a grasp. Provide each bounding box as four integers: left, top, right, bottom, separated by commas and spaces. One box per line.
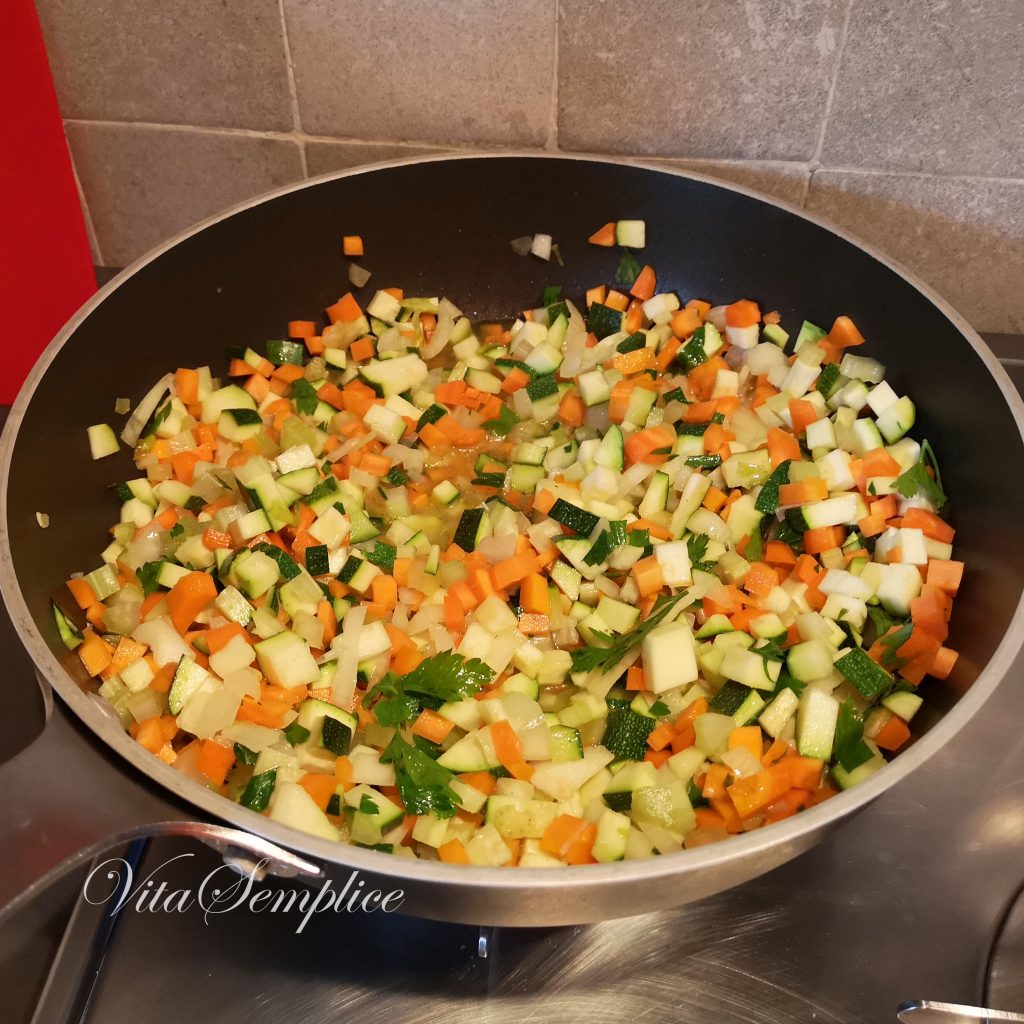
0, 673, 322, 924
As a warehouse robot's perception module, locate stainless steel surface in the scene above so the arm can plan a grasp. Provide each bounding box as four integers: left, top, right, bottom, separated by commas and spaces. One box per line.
3, 154, 1024, 927
899, 1003, 1024, 1023
0, 677, 322, 926
988, 882, 1024, 1011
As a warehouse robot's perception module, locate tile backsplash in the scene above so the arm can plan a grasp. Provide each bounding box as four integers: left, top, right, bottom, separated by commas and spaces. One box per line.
38, 0, 1023, 332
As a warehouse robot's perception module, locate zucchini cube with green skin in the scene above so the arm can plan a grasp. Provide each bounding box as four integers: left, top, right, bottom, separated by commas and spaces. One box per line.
363, 404, 407, 444
255, 630, 321, 688
280, 570, 326, 619
167, 656, 211, 715
218, 408, 263, 442
359, 354, 428, 397
234, 550, 281, 599
201, 384, 257, 424
87, 423, 120, 460
796, 687, 840, 759
214, 584, 252, 626
229, 509, 272, 545
296, 698, 358, 755
268, 782, 340, 841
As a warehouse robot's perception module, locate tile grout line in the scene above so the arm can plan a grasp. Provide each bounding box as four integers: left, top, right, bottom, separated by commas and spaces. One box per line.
65, 142, 104, 266
808, 0, 856, 184
276, 0, 307, 176
544, 0, 560, 151
57, 117, 1024, 187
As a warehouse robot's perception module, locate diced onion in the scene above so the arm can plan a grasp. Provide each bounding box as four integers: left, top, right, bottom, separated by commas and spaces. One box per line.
35, 512, 49, 528
348, 263, 371, 288
332, 605, 365, 707
477, 533, 518, 563
510, 236, 533, 256
121, 373, 173, 447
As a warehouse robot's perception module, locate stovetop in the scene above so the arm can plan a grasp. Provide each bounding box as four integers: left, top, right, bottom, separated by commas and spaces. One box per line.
3, 337, 1024, 1024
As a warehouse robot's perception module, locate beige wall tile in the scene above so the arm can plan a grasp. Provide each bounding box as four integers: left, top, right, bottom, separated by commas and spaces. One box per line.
36, 0, 294, 131
305, 141, 451, 177
820, 1, 1024, 176
806, 170, 1024, 333
652, 159, 809, 206
67, 123, 304, 267
558, 0, 845, 161
283, 0, 555, 146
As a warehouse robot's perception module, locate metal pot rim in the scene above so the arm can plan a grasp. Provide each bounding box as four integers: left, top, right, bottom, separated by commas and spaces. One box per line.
3, 151, 1023, 894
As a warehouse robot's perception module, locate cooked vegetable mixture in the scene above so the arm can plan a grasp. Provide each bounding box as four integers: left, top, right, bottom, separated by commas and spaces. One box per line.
57, 221, 963, 866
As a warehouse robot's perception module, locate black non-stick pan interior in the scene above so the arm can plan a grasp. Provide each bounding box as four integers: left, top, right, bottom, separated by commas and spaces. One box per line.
7, 156, 1023, 729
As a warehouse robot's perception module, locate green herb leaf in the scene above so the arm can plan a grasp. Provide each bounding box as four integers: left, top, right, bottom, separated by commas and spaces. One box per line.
615, 249, 643, 288
283, 722, 311, 746
894, 440, 947, 511
571, 591, 688, 674
878, 620, 914, 669
290, 379, 319, 416
384, 466, 409, 487
359, 794, 380, 815
380, 733, 460, 818
686, 534, 716, 573
136, 561, 164, 597
542, 285, 563, 307
834, 700, 875, 772
169, 522, 184, 538
145, 402, 173, 438
233, 742, 257, 767
483, 404, 519, 437
649, 699, 670, 717
744, 528, 764, 562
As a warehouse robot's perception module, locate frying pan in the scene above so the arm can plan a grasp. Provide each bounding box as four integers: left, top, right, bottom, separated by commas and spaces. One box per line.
2, 155, 1023, 927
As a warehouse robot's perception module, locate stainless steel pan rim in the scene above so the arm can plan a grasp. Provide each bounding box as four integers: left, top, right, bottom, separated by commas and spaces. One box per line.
3, 151, 1023, 898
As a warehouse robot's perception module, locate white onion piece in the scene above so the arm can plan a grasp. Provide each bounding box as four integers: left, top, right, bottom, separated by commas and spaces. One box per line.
428, 623, 454, 654
349, 468, 379, 490
121, 373, 173, 447
476, 533, 518, 563
745, 342, 788, 375
406, 604, 443, 635
557, 299, 589, 380
133, 616, 191, 667
616, 461, 656, 496
705, 305, 728, 332
331, 605, 365, 707
530, 234, 552, 261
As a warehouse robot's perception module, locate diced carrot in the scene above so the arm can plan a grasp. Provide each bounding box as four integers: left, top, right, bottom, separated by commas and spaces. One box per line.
702, 764, 731, 800
630, 265, 656, 301
632, 555, 665, 597
728, 761, 793, 818
670, 306, 702, 339
766, 428, 801, 467
298, 773, 337, 812
626, 665, 645, 692
826, 315, 865, 349
862, 447, 902, 477
779, 478, 828, 506
287, 320, 316, 338
166, 571, 218, 635
67, 577, 98, 609
491, 553, 535, 590
501, 367, 530, 394
703, 486, 728, 513
519, 573, 550, 615
78, 629, 114, 676
802, 526, 846, 556
924, 559, 962, 595
438, 839, 470, 864
728, 726, 763, 762
202, 527, 233, 550
647, 721, 676, 752
228, 358, 257, 377
458, 771, 497, 796
743, 562, 778, 597
725, 299, 761, 328
540, 814, 588, 857
196, 739, 236, 787
788, 399, 818, 436
342, 235, 364, 257
604, 289, 630, 312
694, 808, 727, 831
624, 423, 676, 466
764, 540, 797, 566
875, 715, 912, 752
786, 756, 824, 790
588, 222, 616, 246
858, 514, 887, 538
349, 336, 376, 362
490, 720, 533, 781
911, 586, 949, 642
902, 507, 955, 543
557, 389, 585, 428
175, 367, 200, 405
412, 709, 455, 745
929, 646, 959, 679
326, 292, 363, 323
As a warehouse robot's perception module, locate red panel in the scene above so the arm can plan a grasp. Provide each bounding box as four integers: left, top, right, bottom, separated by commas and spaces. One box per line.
0, 1, 96, 404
